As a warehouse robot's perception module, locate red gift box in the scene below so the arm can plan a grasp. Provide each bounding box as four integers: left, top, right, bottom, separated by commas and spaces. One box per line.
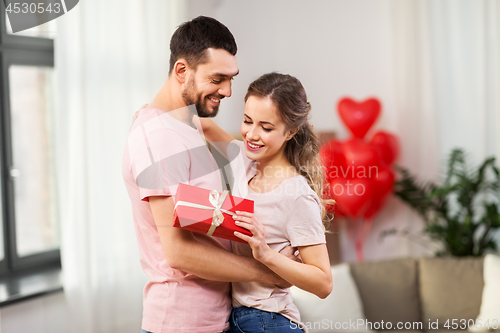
173, 183, 254, 243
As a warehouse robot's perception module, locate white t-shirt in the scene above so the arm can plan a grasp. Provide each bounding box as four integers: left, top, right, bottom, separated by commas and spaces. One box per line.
229, 140, 326, 326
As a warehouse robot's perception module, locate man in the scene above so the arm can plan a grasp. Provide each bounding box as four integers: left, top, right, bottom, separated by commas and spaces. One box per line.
122, 16, 288, 333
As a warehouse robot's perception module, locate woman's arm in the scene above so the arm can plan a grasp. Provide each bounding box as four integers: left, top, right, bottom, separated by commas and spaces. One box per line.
199, 118, 235, 143
234, 211, 333, 299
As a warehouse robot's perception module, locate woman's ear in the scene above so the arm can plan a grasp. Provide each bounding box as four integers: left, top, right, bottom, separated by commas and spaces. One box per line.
286, 129, 299, 141
173, 59, 189, 84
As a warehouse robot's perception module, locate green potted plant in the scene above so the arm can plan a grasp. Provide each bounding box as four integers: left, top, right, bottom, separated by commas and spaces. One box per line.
393, 149, 500, 256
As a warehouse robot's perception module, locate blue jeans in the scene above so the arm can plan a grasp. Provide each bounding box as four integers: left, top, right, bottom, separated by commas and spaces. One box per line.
144, 328, 229, 333
230, 306, 304, 333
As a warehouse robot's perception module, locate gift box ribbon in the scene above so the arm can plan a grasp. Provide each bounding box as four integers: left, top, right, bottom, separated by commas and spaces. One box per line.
174, 189, 237, 236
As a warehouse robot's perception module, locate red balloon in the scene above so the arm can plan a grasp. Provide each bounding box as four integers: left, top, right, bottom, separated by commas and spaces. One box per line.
370, 131, 400, 165
338, 98, 381, 139
320, 139, 347, 180
363, 167, 395, 220
342, 138, 381, 179
329, 178, 375, 218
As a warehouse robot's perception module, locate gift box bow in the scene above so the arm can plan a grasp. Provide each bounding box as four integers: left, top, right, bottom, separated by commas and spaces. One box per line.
174, 189, 237, 236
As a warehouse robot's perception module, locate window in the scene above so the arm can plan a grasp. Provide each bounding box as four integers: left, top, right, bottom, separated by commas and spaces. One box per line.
0, 5, 60, 277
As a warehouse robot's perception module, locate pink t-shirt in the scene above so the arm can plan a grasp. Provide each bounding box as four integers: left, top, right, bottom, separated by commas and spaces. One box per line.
122, 107, 232, 333
229, 140, 326, 327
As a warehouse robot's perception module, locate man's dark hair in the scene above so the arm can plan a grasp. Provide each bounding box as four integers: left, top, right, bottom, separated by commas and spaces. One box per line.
169, 16, 237, 74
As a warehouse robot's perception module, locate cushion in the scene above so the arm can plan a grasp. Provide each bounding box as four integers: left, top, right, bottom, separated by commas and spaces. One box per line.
469, 254, 500, 332
419, 257, 484, 330
349, 258, 421, 330
291, 263, 373, 333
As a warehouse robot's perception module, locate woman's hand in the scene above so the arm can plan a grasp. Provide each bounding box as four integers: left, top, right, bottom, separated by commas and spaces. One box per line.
233, 211, 273, 263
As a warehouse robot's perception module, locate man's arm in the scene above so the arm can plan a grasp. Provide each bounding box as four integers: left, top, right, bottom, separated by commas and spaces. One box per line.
149, 195, 286, 284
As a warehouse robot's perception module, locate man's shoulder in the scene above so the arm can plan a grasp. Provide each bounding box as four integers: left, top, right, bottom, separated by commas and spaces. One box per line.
139, 110, 179, 132
132, 112, 192, 143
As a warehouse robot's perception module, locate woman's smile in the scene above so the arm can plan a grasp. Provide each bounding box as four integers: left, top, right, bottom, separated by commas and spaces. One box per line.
246, 141, 264, 151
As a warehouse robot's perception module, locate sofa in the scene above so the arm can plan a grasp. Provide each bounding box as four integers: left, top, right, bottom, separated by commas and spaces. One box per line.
291, 255, 499, 333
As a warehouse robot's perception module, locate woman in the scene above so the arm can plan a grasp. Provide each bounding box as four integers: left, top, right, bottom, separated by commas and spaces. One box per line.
201, 72, 333, 333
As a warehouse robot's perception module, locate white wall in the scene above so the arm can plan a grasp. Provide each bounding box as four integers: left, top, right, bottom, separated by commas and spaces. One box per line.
188, 0, 397, 136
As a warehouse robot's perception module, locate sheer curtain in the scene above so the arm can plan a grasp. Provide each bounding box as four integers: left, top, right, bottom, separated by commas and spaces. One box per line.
388, 0, 500, 256
427, 0, 500, 162
54, 1, 186, 332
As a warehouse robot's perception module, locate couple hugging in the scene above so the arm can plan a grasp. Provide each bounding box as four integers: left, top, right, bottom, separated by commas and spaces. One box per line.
122, 16, 333, 333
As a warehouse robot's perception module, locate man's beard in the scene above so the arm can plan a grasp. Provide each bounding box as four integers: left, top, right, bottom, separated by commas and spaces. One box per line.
182, 76, 220, 118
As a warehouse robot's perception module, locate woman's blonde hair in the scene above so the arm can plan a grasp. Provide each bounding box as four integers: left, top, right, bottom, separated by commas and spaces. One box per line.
245, 72, 334, 226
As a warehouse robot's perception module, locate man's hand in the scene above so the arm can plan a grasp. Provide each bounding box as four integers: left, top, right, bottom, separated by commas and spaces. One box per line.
279, 246, 303, 263
271, 246, 303, 288
273, 274, 293, 289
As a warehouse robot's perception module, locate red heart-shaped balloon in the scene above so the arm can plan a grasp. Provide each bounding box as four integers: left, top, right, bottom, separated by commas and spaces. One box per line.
342, 138, 381, 178
370, 131, 400, 165
363, 167, 395, 220
320, 139, 347, 180
338, 98, 381, 139
329, 178, 375, 218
